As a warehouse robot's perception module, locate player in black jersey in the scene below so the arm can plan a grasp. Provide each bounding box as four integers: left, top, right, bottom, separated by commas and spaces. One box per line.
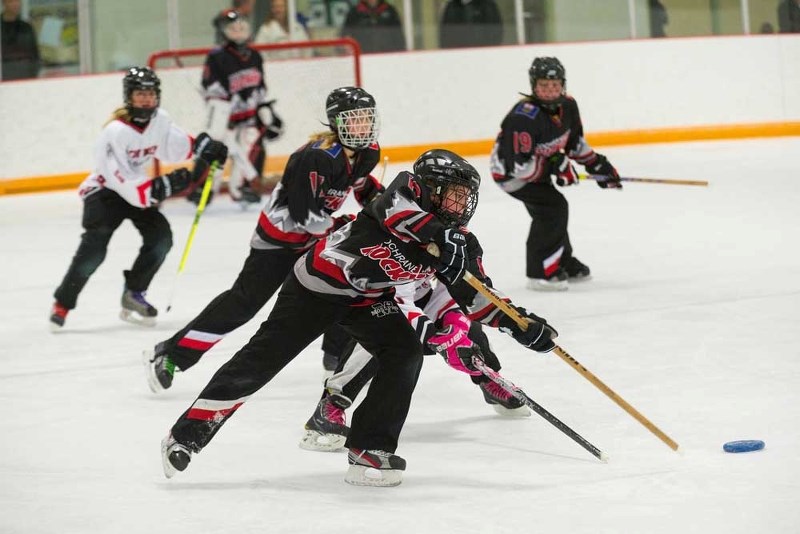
159, 149, 558, 487
189, 10, 284, 206
490, 56, 622, 291
144, 86, 384, 393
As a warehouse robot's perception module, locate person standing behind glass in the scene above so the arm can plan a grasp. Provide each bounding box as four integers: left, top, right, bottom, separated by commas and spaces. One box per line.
254, 0, 312, 59
778, 0, 800, 32
1, 0, 40, 80
439, 0, 502, 49
648, 0, 669, 37
341, 0, 405, 54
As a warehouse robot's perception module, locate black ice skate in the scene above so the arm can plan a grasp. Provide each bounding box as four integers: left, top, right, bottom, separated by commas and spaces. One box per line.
526, 267, 568, 292
234, 181, 262, 206
479, 379, 531, 418
161, 433, 192, 479
299, 393, 351, 452
120, 288, 157, 326
563, 257, 592, 282
49, 301, 69, 332
143, 343, 177, 393
345, 448, 406, 487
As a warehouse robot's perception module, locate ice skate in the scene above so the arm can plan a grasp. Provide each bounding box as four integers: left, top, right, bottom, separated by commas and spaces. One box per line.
120, 289, 157, 326
49, 301, 68, 332
526, 267, 568, 292
143, 343, 176, 393
563, 257, 591, 282
161, 433, 192, 479
479, 380, 531, 418
299, 393, 351, 452
345, 448, 406, 487
233, 181, 262, 208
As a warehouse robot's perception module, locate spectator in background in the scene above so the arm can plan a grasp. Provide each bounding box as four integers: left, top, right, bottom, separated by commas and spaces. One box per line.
341, 0, 405, 54
760, 22, 775, 33
649, 0, 669, 37
439, 0, 503, 49
213, 0, 255, 45
778, 0, 800, 32
254, 0, 312, 59
1, 0, 40, 80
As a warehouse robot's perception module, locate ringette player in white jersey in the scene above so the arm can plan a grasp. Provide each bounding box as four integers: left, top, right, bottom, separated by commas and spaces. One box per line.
49, 67, 228, 330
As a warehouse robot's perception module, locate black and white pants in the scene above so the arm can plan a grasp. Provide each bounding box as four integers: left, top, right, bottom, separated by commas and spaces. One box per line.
513, 183, 574, 279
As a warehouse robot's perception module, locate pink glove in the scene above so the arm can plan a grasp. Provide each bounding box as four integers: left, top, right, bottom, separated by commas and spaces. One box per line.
427, 312, 482, 376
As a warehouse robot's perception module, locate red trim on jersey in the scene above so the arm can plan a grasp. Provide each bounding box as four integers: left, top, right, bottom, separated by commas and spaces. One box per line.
186, 135, 195, 160
310, 240, 349, 285
230, 109, 257, 122
137, 180, 152, 206
410, 213, 434, 233
257, 212, 310, 244
186, 403, 243, 422
385, 210, 429, 232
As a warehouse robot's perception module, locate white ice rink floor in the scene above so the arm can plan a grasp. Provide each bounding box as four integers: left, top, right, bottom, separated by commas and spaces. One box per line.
1, 138, 799, 533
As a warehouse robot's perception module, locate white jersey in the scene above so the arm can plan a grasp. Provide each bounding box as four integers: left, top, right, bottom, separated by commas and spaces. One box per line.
394, 278, 460, 348
78, 108, 193, 208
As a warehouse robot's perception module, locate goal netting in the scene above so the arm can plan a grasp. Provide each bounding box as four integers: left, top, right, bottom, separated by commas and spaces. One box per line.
147, 38, 361, 177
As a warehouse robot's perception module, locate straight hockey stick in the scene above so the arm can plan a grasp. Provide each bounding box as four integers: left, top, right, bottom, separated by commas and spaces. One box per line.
165, 160, 219, 313
472, 357, 607, 462
579, 173, 708, 187
425, 243, 679, 452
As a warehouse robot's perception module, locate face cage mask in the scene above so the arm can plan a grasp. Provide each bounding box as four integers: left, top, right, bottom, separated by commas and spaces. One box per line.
431, 180, 479, 228
334, 107, 380, 150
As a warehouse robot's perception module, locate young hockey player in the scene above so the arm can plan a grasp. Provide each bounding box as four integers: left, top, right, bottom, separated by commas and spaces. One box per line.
49, 66, 227, 330
159, 149, 558, 487
190, 10, 284, 206
490, 56, 622, 291
144, 86, 384, 394
299, 274, 532, 454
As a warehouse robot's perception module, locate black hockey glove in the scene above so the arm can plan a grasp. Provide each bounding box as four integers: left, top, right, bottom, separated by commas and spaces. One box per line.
585, 154, 622, 189
193, 132, 229, 166
257, 100, 284, 141
432, 227, 468, 284
550, 152, 579, 187
498, 307, 558, 353
151, 168, 192, 202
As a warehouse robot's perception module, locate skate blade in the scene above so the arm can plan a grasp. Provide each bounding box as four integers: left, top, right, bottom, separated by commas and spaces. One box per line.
161, 435, 190, 479
567, 274, 592, 283
120, 309, 156, 327
526, 278, 568, 292
142, 349, 163, 394
299, 430, 347, 452
344, 465, 403, 487
48, 321, 64, 333
491, 404, 532, 418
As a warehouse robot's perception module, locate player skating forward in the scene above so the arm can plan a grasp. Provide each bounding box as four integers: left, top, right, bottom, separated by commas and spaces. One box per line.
190, 10, 284, 206
144, 86, 384, 393
490, 56, 622, 291
49, 67, 227, 330
159, 149, 557, 487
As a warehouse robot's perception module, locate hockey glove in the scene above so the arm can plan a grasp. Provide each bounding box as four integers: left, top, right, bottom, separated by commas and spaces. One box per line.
193, 132, 229, 166
585, 154, 622, 189
427, 311, 483, 376
432, 227, 468, 285
550, 152, 579, 187
331, 213, 356, 232
498, 307, 558, 353
257, 100, 284, 141
151, 168, 192, 202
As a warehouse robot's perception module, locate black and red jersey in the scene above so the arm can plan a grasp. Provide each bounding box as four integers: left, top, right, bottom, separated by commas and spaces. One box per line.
202, 43, 267, 127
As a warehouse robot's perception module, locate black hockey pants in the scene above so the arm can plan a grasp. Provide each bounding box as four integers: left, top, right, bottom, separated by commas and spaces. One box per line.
514, 183, 574, 279
54, 189, 172, 309
160, 246, 351, 372
171, 273, 424, 454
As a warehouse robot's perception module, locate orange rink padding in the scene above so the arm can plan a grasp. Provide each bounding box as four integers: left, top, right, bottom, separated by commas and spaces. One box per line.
2, 121, 799, 196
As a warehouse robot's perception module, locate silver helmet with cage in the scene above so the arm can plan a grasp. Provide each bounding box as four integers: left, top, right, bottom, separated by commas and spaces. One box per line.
325, 86, 380, 150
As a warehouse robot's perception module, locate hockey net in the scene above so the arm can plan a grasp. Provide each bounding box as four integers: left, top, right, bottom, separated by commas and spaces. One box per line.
147, 38, 361, 179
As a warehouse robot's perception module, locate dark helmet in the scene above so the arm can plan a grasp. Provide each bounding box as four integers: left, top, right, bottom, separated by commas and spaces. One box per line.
216, 10, 251, 46
528, 56, 567, 110
413, 149, 480, 227
123, 66, 161, 123
325, 86, 380, 150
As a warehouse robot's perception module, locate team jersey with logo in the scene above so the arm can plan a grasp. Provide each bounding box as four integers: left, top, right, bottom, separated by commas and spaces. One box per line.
202, 44, 267, 128
77, 108, 193, 208
250, 139, 383, 251
489, 96, 598, 194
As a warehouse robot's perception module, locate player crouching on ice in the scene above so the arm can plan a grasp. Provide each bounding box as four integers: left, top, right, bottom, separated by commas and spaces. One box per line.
159, 149, 557, 487
49, 66, 228, 330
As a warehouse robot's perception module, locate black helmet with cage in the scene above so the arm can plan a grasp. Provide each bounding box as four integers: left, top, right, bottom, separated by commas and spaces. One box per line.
325, 86, 380, 150
528, 56, 567, 111
123, 66, 161, 123
216, 10, 251, 48
413, 149, 481, 227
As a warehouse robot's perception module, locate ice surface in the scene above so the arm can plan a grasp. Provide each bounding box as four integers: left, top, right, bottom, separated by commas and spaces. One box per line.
1, 138, 799, 533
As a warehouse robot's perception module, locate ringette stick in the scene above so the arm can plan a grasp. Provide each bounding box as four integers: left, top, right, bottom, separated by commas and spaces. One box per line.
165, 160, 219, 312
426, 242, 679, 452
579, 173, 708, 187
472, 357, 607, 462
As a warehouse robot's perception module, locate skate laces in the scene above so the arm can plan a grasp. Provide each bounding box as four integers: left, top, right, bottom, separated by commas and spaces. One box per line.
323, 399, 345, 425
483, 381, 512, 401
